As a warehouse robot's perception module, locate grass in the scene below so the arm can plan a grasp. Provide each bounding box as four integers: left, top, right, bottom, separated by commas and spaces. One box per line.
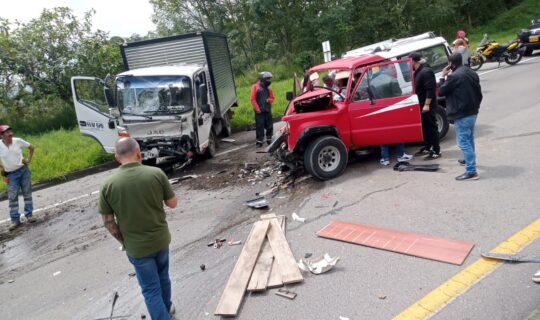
0, 129, 113, 192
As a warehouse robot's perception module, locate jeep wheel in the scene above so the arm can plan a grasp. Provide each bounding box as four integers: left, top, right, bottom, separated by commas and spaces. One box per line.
434, 105, 449, 140
304, 136, 348, 180
205, 130, 217, 158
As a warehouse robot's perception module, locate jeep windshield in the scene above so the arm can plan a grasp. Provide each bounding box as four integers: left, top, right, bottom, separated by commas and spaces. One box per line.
116, 75, 193, 116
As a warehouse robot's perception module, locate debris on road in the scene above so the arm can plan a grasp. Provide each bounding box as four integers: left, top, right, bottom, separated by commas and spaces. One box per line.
245, 196, 269, 209
109, 291, 119, 320
128, 272, 136, 278
7, 279, 14, 283
292, 212, 306, 222
207, 239, 227, 248
304, 253, 313, 259
53, 271, 62, 277
298, 253, 340, 275
393, 161, 439, 172
221, 138, 236, 143
339, 316, 351, 320
275, 288, 297, 300
200, 264, 206, 271
228, 240, 242, 246
378, 294, 387, 300
244, 161, 260, 170
317, 220, 474, 265
481, 252, 540, 263
215, 214, 302, 316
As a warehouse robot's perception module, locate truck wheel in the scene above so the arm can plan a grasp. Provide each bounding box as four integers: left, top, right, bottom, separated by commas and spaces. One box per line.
304, 136, 348, 181
221, 112, 232, 137
434, 105, 449, 140
205, 130, 217, 158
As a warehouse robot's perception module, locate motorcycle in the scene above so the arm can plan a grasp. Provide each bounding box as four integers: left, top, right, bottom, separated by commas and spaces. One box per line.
469, 34, 523, 71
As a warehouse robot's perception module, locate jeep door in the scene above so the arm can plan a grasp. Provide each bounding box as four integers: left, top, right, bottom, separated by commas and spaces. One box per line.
348, 59, 422, 148
71, 77, 118, 153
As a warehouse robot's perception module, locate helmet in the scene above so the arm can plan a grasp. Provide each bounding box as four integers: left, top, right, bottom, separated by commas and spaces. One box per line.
259, 71, 273, 81
0, 125, 11, 134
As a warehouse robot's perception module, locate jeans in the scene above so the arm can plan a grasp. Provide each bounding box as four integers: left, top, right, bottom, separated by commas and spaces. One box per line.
255, 112, 273, 144
128, 247, 172, 320
454, 114, 477, 174
6, 165, 33, 222
380, 144, 405, 160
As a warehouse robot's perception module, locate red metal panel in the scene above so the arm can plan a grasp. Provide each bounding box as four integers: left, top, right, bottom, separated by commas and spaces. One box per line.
316, 220, 474, 265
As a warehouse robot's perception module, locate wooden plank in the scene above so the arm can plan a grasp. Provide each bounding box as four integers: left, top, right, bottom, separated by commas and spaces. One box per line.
267, 218, 303, 284
248, 215, 285, 291
317, 220, 474, 265
267, 216, 286, 288
214, 219, 270, 316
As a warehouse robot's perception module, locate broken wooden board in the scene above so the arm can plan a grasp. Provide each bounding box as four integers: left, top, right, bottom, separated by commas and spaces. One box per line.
214, 219, 270, 316
248, 215, 285, 291
317, 220, 474, 265
267, 218, 303, 284
267, 216, 287, 288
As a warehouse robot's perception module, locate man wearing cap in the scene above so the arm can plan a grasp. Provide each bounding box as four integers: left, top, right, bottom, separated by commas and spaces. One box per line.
409, 52, 441, 160
250, 71, 275, 147
439, 52, 482, 181
0, 125, 36, 230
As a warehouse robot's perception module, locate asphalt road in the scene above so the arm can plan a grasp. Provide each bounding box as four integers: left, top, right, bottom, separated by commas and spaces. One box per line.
0, 55, 539, 320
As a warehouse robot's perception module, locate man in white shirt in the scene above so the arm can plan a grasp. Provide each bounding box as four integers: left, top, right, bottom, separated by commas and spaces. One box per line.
0, 125, 35, 231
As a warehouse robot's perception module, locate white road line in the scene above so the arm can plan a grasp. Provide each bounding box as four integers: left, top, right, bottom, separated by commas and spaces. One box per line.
477, 56, 539, 76
0, 190, 99, 224
214, 143, 249, 157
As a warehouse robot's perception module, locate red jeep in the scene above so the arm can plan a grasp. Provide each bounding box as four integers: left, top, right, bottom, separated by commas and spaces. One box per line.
269, 55, 423, 180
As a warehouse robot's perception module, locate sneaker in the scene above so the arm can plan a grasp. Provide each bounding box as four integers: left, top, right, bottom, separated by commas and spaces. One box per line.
424, 152, 442, 160
169, 303, 176, 318
414, 147, 430, 156
533, 270, 540, 283
397, 153, 413, 162
380, 158, 390, 166
8, 220, 21, 231
458, 159, 465, 166
455, 172, 479, 181
25, 215, 37, 223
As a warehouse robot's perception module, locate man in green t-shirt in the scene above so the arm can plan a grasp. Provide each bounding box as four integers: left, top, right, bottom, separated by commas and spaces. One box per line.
99, 137, 177, 320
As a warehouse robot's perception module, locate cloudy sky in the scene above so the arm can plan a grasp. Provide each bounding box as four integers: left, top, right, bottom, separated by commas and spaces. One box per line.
1, 0, 156, 37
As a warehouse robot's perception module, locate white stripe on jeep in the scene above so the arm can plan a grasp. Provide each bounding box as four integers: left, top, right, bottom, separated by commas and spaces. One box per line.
358, 95, 419, 118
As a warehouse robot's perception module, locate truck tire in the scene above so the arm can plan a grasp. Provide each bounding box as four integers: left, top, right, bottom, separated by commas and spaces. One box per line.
304, 136, 348, 181
434, 105, 449, 140
205, 130, 217, 158
221, 112, 232, 137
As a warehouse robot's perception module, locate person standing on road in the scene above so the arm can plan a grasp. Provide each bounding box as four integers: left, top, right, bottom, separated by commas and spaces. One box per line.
409, 52, 441, 159
0, 125, 36, 231
98, 137, 178, 319
250, 71, 275, 147
438, 52, 482, 181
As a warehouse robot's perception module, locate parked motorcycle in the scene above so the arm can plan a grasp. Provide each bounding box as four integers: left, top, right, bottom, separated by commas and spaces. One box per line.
469, 34, 523, 71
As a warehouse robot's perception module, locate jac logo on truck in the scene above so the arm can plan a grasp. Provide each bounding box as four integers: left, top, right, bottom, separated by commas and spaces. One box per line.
79, 120, 104, 130
147, 129, 165, 135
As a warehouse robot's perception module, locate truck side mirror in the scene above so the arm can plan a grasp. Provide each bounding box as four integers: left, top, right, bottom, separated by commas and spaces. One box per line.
199, 84, 211, 113
286, 91, 294, 101
104, 87, 116, 107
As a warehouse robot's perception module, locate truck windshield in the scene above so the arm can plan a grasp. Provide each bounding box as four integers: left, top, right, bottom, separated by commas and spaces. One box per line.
116, 76, 193, 116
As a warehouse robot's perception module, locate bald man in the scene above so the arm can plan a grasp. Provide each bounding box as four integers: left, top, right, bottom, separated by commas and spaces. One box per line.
98, 137, 177, 319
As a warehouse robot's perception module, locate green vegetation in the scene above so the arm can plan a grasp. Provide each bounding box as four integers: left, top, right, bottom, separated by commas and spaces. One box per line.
0, 129, 113, 192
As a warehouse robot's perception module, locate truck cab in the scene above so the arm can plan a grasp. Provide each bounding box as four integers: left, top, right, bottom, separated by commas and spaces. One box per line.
70, 32, 237, 166
271, 55, 422, 180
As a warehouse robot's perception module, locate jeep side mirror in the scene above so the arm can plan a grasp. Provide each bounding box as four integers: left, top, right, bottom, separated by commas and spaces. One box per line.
286, 91, 294, 101
200, 84, 211, 113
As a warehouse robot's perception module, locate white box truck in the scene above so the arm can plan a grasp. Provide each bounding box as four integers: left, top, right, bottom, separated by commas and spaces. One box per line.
70, 32, 237, 166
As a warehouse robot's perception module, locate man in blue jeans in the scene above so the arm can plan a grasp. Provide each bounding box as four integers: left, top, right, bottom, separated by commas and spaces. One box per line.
99, 138, 178, 319
0, 125, 36, 231
439, 52, 482, 181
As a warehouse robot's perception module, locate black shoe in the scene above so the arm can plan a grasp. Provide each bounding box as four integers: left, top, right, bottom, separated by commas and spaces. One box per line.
455, 172, 479, 181
458, 159, 465, 166
256, 143, 263, 148
266, 140, 272, 146
414, 147, 430, 156
424, 151, 441, 160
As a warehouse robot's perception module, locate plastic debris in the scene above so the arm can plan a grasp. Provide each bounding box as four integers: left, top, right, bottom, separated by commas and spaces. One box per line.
207, 239, 227, 249
292, 212, 306, 222
298, 253, 340, 275
378, 295, 387, 300
228, 240, 242, 246
53, 271, 61, 277
7, 279, 14, 283
245, 196, 269, 209
339, 316, 350, 320
221, 138, 236, 143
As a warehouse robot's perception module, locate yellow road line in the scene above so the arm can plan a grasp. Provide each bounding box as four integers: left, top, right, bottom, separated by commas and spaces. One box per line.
393, 218, 540, 320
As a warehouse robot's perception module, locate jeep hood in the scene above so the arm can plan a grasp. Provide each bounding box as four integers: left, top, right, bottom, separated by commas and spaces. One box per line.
287, 89, 334, 115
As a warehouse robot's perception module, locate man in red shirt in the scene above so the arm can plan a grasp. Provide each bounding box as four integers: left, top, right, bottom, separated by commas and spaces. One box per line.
250, 72, 275, 147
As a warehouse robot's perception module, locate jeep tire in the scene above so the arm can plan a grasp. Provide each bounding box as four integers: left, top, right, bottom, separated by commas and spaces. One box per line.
434, 104, 449, 140
304, 136, 348, 181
